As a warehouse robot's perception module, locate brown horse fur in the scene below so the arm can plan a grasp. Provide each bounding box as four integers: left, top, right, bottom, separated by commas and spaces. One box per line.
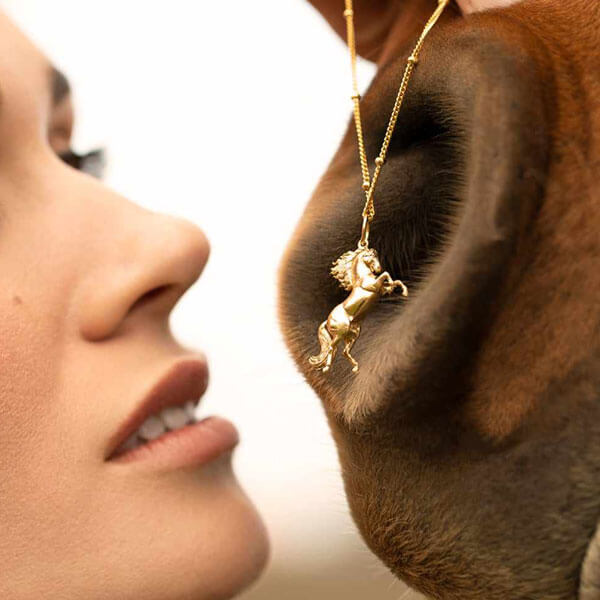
278, 0, 600, 598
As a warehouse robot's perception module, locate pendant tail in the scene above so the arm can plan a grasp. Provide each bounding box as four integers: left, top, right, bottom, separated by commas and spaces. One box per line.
309, 322, 332, 370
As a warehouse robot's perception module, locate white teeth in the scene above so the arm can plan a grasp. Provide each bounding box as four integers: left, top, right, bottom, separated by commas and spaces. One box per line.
184, 401, 197, 420
160, 406, 189, 430
116, 401, 200, 456
138, 415, 166, 441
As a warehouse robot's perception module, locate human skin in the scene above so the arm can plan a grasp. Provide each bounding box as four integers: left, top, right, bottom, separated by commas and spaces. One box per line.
0, 11, 268, 600
460, 0, 519, 14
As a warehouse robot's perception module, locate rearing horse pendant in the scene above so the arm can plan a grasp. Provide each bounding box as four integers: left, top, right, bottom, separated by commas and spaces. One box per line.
309, 242, 408, 374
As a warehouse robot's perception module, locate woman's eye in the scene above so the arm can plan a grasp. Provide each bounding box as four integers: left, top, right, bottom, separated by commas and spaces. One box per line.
59, 148, 106, 179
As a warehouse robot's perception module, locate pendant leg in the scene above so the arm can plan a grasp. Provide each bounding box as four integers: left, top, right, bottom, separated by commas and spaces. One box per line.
343, 325, 361, 373
323, 341, 339, 373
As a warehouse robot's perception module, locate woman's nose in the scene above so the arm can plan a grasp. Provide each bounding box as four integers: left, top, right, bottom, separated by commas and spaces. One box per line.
78, 207, 210, 341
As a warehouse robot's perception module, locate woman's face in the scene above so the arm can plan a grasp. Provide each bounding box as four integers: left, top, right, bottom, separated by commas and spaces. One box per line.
0, 12, 267, 600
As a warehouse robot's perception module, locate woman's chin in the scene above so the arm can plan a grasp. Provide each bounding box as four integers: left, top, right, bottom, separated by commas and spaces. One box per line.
82, 457, 270, 600
148, 471, 268, 600
189, 468, 270, 600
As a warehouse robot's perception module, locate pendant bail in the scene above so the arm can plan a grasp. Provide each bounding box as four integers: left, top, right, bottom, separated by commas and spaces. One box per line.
359, 215, 370, 249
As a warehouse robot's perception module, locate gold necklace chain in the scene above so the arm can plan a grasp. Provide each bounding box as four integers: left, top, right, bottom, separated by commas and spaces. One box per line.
344, 0, 451, 248
307, 1, 450, 374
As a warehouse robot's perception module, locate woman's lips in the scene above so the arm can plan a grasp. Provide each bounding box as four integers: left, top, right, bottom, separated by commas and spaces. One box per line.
111, 417, 239, 469
106, 358, 239, 469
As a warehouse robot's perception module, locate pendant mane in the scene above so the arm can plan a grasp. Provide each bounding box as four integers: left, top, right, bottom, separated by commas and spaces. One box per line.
330, 249, 363, 291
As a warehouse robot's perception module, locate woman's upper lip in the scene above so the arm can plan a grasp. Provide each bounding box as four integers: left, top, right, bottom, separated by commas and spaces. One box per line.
105, 358, 209, 461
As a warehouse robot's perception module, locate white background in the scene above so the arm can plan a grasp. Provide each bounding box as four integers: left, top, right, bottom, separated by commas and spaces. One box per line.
1, 1, 406, 597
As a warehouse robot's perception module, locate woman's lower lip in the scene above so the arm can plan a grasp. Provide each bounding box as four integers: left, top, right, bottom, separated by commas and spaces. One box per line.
110, 417, 239, 469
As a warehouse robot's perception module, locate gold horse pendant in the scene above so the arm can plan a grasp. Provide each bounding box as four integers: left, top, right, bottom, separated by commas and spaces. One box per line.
309, 244, 408, 374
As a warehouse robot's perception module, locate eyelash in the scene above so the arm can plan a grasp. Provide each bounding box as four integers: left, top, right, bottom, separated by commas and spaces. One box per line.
59, 148, 106, 179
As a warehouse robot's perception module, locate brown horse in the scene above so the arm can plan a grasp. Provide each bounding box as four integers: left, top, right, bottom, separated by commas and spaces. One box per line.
279, 1, 600, 598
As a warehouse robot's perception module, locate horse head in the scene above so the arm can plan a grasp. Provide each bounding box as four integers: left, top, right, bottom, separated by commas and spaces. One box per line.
357, 247, 382, 277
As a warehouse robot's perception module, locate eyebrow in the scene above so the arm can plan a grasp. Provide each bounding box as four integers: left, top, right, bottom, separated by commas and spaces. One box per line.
50, 67, 71, 106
